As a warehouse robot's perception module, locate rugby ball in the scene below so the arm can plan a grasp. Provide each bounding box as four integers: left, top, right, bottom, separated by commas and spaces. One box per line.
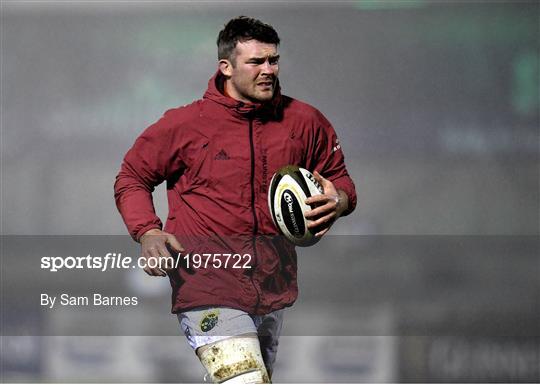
268, 165, 324, 247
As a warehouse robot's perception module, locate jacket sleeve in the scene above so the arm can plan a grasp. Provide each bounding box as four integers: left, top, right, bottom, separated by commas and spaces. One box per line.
305, 110, 357, 217
114, 111, 185, 241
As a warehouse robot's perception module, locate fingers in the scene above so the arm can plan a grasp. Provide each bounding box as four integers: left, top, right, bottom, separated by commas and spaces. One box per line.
307, 211, 336, 229
313, 170, 329, 185
315, 227, 330, 238
306, 171, 338, 206
313, 171, 334, 191
142, 260, 166, 276
166, 234, 185, 253
312, 170, 324, 184
140, 230, 184, 277
305, 193, 338, 207
304, 172, 339, 239
142, 246, 168, 277
163, 235, 184, 272
157, 244, 175, 272
305, 195, 339, 219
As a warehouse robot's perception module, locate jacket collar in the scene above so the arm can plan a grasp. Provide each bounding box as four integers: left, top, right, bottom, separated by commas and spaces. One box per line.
203, 71, 282, 120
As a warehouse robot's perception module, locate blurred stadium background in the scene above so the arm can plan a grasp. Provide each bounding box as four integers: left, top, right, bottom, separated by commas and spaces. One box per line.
1, 0, 539, 382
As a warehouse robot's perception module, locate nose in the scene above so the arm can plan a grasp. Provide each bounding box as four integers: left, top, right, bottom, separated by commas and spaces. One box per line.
261, 60, 277, 75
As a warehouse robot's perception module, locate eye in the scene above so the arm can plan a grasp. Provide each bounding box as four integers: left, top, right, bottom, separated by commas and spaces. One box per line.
269, 57, 279, 65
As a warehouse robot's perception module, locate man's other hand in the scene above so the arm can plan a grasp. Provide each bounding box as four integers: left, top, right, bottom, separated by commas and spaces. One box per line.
304, 171, 349, 238
139, 229, 184, 277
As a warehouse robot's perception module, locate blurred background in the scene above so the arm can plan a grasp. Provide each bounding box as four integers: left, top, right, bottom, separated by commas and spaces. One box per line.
1, 0, 539, 382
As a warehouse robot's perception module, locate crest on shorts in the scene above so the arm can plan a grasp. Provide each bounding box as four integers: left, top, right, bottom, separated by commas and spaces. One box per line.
199, 310, 219, 332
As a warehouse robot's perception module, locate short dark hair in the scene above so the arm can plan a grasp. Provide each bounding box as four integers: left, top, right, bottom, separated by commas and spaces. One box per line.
217, 16, 280, 62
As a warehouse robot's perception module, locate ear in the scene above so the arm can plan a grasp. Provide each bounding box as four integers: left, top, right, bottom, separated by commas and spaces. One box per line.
219, 59, 233, 77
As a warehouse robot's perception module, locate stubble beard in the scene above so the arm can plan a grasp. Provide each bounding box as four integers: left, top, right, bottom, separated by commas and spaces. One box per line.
251, 79, 276, 103
230, 76, 276, 103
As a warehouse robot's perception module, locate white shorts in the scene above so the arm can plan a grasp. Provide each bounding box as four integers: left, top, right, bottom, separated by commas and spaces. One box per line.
177, 307, 284, 372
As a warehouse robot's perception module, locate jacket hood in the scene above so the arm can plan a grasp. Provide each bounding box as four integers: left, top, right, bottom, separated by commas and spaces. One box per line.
203, 70, 283, 119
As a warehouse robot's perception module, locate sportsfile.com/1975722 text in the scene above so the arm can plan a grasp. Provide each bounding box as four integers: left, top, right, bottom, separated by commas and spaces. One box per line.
40, 252, 253, 272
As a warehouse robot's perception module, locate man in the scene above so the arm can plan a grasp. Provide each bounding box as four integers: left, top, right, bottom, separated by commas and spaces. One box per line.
114, 16, 356, 383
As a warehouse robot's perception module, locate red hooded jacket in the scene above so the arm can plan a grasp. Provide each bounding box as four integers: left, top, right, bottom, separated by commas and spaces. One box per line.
114, 72, 356, 315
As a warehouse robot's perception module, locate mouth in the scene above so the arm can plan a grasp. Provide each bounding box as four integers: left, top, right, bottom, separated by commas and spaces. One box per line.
257, 80, 274, 89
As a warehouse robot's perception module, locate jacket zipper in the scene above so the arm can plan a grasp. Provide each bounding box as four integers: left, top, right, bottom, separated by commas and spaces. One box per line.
248, 117, 261, 312
249, 118, 259, 234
